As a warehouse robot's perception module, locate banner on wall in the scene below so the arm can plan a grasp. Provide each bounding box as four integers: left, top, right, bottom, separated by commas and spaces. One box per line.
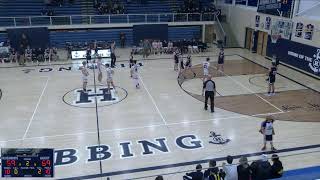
255, 15, 260, 28
295, 22, 303, 38
304, 24, 314, 40
273, 39, 320, 76
265, 17, 271, 30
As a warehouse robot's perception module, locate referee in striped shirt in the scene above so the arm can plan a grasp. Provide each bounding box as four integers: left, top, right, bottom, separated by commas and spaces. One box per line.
203, 75, 216, 113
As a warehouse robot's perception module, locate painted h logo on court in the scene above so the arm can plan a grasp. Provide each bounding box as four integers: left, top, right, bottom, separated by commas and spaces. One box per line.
74, 88, 118, 105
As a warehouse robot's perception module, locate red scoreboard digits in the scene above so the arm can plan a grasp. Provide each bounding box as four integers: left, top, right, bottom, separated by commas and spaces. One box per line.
1, 148, 54, 177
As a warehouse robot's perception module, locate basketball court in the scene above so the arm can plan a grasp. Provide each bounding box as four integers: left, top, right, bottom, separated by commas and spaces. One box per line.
0, 47, 319, 179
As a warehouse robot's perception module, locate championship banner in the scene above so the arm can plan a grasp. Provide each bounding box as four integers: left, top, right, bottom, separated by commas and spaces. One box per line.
258, 0, 294, 18
275, 39, 320, 76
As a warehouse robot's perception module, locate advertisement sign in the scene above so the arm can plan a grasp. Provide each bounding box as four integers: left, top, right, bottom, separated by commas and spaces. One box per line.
71, 49, 111, 59
275, 39, 320, 76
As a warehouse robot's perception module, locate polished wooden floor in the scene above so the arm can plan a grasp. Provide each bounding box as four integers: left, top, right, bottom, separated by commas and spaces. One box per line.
0, 48, 319, 179
180, 59, 320, 122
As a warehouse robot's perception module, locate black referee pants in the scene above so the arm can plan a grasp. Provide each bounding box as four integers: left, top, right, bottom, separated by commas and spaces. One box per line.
111, 53, 116, 68
204, 91, 214, 112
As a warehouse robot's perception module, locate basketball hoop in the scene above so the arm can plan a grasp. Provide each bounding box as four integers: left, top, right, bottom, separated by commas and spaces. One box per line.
271, 34, 281, 43
271, 24, 281, 43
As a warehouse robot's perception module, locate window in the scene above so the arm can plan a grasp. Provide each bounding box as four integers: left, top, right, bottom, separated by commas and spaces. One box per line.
248, 0, 258, 6
235, 0, 246, 5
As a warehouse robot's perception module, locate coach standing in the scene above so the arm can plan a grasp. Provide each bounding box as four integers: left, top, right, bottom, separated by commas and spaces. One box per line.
203, 75, 216, 113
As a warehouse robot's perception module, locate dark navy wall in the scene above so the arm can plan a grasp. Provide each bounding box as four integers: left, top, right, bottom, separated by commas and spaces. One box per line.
50, 29, 133, 47
50, 26, 201, 47
1, 26, 201, 48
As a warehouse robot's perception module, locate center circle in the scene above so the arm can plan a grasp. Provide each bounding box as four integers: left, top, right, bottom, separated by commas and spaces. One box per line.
62, 85, 128, 108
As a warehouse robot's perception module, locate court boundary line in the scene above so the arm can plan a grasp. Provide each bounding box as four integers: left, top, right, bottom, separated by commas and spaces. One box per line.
0, 112, 287, 143
216, 68, 284, 112
139, 74, 168, 125
22, 77, 49, 140
235, 54, 320, 94
58, 143, 320, 180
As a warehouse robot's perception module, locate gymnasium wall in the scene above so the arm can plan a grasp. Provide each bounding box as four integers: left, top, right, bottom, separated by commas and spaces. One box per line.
50, 26, 201, 47
218, 4, 320, 48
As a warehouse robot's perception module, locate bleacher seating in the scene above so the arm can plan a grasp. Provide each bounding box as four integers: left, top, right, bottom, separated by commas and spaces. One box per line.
0, 33, 7, 43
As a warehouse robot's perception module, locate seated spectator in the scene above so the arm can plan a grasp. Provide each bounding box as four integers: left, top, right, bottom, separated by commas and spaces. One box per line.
204, 160, 224, 180
250, 154, 272, 180
222, 155, 238, 180
25, 46, 33, 63
183, 164, 203, 180
155, 175, 163, 180
9, 48, 18, 63
237, 156, 251, 180
271, 154, 283, 178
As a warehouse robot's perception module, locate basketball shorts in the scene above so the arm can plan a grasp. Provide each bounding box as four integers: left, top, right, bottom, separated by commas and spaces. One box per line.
265, 135, 273, 141
269, 76, 275, 84
82, 76, 88, 83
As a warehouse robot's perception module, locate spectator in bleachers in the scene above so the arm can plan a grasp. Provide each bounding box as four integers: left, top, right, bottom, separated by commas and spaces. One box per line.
183, 164, 203, 180
222, 155, 238, 180
237, 156, 251, 180
9, 48, 18, 63
120, 32, 126, 48
271, 154, 283, 178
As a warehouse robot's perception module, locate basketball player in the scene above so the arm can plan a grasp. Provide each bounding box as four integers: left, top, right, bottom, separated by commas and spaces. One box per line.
131, 60, 140, 89
202, 57, 210, 82
266, 62, 277, 96
96, 56, 103, 84
105, 63, 116, 93
185, 54, 196, 77
260, 116, 276, 151
173, 51, 179, 71
129, 52, 134, 77
217, 48, 225, 74
179, 54, 185, 73
80, 61, 89, 92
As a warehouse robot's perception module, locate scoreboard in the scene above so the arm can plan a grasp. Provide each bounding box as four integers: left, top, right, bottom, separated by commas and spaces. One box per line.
1, 148, 54, 177
257, 0, 294, 18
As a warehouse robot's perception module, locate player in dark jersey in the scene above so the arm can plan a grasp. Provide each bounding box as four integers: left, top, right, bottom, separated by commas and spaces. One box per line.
129, 52, 134, 77
173, 51, 179, 71
185, 54, 196, 77
217, 48, 224, 74
266, 62, 277, 96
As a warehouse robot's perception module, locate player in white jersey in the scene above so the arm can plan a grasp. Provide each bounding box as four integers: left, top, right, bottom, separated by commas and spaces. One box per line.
80, 61, 89, 92
131, 60, 140, 89
96, 56, 103, 84
202, 57, 210, 82
105, 63, 116, 93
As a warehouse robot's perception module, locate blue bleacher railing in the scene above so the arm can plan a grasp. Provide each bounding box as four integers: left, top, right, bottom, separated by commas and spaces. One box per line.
0, 13, 216, 28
